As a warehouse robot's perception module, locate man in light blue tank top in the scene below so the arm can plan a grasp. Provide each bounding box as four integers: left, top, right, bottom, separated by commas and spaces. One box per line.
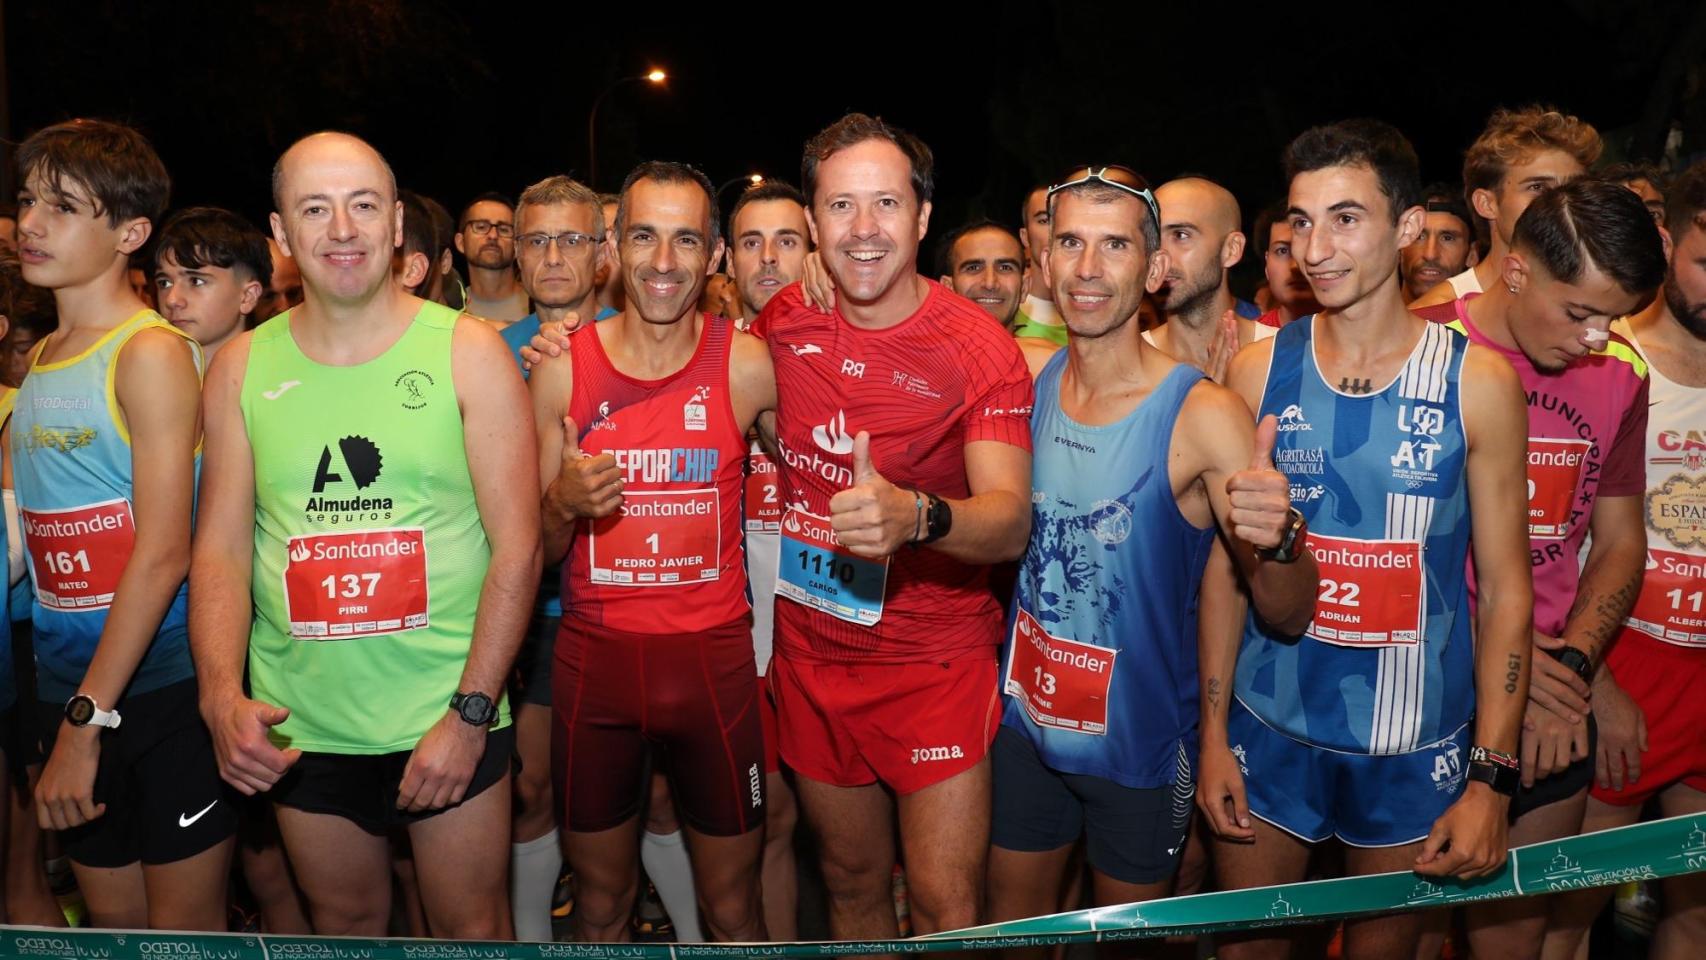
1203, 121, 1536, 960
10, 118, 234, 930
986, 166, 1320, 927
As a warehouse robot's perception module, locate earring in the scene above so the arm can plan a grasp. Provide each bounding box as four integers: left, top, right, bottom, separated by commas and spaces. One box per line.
1508, 285, 1518, 293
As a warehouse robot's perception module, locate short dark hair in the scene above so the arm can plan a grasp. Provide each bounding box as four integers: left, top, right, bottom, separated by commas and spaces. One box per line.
1419, 182, 1475, 231
399, 190, 455, 297
0, 254, 57, 338
1665, 160, 1706, 240
16, 118, 170, 228
459, 191, 515, 226
1021, 183, 1050, 224
1601, 160, 1667, 194
728, 181, 807, 239
616, 161, 721, 244
1512, 178, 1666, 295
1253, 201, 1287, 254
154, 207, 272, 290
935, 219, 1021, 277
801, 113, 934, 208
1283, 119, 1422, 223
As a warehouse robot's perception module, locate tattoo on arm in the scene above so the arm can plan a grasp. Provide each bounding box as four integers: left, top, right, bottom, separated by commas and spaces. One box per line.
1207, 676, 1222, 711
1505, 653, 1522, 695
1565, 575, 1641, 662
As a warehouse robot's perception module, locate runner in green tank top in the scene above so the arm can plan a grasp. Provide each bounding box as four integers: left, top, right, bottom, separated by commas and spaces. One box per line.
190, 132, 540, 941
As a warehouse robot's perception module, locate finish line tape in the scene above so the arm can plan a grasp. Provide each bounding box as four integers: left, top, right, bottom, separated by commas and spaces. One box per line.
7, 813, 1704, 958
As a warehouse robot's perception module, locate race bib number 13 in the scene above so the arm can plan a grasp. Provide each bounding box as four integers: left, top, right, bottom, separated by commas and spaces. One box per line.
22, 498, 135, 611
1004, 609, 1116, 735
283, 528, 429, 639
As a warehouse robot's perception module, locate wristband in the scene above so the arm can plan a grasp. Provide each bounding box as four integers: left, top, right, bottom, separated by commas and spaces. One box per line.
910, 490, 925, 547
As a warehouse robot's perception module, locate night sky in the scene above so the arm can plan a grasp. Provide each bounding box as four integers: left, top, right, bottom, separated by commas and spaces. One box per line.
7, 1, 1703, 282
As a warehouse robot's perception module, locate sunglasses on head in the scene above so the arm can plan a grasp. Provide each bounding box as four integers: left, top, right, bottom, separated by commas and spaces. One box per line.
1048, 165, 1161, 230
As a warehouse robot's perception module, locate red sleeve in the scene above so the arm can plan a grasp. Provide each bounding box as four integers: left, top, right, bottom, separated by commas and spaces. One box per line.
1600, 373, 1649, 497
962, 327, 1035, 450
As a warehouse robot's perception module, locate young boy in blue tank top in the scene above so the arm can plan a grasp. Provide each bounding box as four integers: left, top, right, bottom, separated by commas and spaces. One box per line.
1202, 120, 1536, 960
8, 119, 233, 930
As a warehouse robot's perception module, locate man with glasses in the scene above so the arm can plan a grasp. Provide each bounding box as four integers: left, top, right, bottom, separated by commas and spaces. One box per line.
458, 191, 531, 323
985, 163, 1318, 943
494, 175, 615, 941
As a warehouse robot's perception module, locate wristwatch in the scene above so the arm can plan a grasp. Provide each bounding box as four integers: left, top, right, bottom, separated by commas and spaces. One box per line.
1467, 746, 1520, 797
1547, 646, 1595, 687
449, 691, 498, 727
920, 493, 953, 545
1256, 507, 1308, 564
64, 694, 122, 730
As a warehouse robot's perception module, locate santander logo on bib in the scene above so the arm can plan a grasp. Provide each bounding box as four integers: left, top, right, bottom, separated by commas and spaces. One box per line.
813, 410, 855, 455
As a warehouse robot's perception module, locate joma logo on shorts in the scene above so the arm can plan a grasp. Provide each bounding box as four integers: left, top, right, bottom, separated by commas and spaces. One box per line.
749, 763, 762, 808
910, 745, 964, 764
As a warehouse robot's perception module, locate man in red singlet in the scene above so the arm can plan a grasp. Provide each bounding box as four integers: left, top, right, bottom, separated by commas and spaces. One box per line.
755, 113, 1034, 938
530, 160, 777, 943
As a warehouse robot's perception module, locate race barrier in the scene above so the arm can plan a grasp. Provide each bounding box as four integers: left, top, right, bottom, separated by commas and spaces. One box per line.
6, 813, 1703, 959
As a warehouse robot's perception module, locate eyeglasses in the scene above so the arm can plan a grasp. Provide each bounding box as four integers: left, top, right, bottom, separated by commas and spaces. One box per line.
463, 219, 515, 238
1047, 165, 1161, 232
517, 231, 601, 254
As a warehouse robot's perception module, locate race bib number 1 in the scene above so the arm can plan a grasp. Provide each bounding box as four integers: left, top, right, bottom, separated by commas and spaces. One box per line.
588, 489, 722, 586
284, 528, 429, 639
22, 499, 135, 611
1306, 533, 1424, 648
1004, 609, 1116, 735
1627, 547, 1706, 648
776, 507, 887, 625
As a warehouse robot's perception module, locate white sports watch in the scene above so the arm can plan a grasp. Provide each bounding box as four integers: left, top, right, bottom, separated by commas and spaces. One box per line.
64, 694, 122, 729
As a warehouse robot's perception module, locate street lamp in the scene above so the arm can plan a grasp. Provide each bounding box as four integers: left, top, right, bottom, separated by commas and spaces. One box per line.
717, 173, 765, 198
587, 68, 668, 190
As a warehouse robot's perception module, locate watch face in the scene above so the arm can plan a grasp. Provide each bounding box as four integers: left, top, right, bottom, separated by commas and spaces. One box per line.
66, 697, 93, 725
460, 694, 492, 724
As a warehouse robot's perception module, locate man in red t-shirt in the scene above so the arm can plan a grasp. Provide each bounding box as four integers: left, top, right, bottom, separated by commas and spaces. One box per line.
756, 113, 1033, 938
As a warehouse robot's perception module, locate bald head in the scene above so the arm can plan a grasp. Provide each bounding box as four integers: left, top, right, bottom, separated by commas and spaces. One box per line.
1157, 177, 1241, 238
272, 132, 397, 213
1156, 177, 1246, 321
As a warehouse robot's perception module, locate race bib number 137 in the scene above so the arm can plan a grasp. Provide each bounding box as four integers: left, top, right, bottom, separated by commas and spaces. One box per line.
283, 528, 429, 639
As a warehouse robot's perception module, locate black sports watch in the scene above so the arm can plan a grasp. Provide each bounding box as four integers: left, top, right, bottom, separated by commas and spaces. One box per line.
1467, 746, 1520, 797
1547, 646, 1595, 687
1255, 507, 1308, 564
449, 691, 498, 727
920, 493, 953, 545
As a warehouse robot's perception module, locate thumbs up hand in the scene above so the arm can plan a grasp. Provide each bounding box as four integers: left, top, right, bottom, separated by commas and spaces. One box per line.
829, 431, 916, 558
549, 415, 625, 520
1225, 414, 1293, 550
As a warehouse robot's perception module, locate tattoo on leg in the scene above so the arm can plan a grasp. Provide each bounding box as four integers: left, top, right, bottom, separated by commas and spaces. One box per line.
1505, 653, 1522, 694
1339, 377, 1372, 394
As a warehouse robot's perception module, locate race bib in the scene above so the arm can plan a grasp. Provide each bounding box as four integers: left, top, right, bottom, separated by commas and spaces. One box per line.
776, 506, 887, 625
1626, 548, 1706, 648
744, 453, 781, 533
1003, 608, 1116, 735
1306, 533, 1424, 648
1527, 438, 1591, 539
588, 489, 721, 586
283, 528, 429, 638
22, 499, 135, 611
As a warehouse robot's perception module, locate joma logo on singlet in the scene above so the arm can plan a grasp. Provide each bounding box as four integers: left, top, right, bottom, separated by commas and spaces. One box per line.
910, 745, 965, 764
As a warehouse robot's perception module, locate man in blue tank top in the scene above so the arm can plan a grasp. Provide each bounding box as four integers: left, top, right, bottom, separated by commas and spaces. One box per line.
1203, 121, 1536, 960
985, 165, 1320, 929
